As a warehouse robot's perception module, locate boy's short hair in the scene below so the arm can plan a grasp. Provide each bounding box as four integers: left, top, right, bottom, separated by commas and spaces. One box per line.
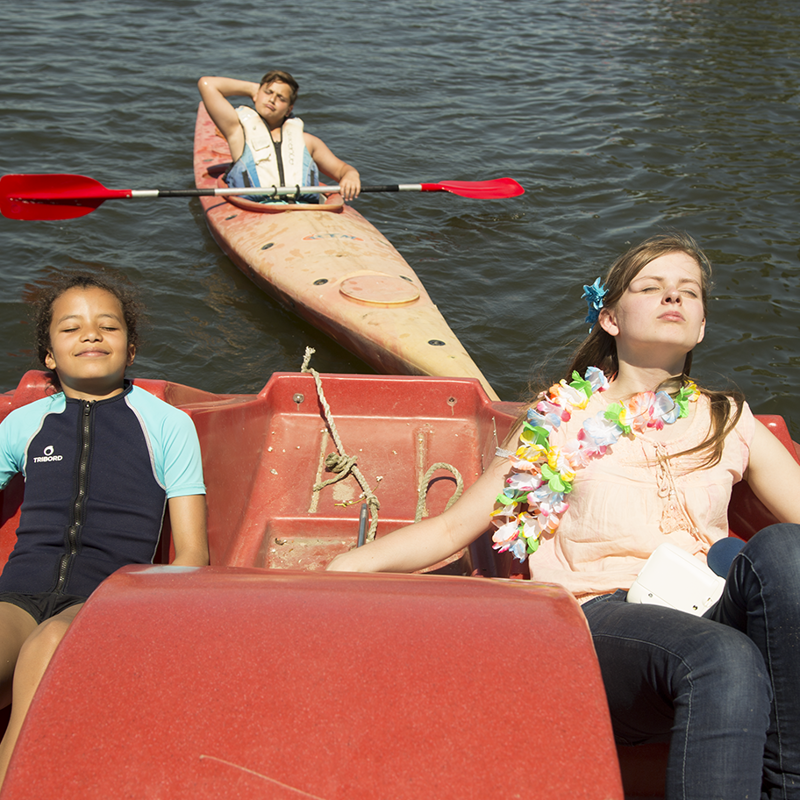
259, 70, 299, 104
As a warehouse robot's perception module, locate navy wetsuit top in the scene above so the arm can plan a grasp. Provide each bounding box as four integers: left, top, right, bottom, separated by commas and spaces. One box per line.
0, 383, 205, 598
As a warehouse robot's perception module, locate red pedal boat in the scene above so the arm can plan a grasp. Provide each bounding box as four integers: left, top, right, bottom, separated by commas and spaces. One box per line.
1, 370, 795, 798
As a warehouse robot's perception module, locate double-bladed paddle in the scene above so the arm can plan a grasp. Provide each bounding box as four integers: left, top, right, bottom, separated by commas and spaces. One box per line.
0, 173, 525, 221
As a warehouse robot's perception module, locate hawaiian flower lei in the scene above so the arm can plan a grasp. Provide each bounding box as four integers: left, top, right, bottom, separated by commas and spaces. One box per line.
492, 367, 701, 562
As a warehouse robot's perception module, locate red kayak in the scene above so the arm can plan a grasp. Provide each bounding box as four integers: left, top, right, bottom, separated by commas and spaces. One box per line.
193, 102, 500, 400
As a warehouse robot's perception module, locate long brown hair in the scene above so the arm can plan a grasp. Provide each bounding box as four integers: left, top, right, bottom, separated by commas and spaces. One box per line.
527, 232, 743, 468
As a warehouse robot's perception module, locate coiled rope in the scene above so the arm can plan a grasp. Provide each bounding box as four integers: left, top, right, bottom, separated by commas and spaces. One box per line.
302, 347, 464, 544
414, 462, 464, 523
302, 348, 381, 542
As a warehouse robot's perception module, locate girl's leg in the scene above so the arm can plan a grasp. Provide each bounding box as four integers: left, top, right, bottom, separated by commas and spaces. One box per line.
0, 603, 38, 708
0, 602, 84, 784
584, 594, 771, 800
711, 524, 800, 799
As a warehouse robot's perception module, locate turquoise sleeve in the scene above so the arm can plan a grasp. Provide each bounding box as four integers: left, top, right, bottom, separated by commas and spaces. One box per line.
126, 387, 206, 497
0, 416, 19, 490
0, 395, 63, 490
159, 409, 207, 498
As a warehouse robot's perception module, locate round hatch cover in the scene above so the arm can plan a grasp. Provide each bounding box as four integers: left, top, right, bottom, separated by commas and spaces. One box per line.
339, 274, 420, 305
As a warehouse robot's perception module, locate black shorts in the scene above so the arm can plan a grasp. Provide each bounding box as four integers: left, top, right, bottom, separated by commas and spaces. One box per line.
0, 592, 87, 624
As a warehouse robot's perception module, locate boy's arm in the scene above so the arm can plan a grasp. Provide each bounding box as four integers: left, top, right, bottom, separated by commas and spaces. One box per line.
197, 76, 259, 161
304, 133, 361, 201
167, 494, 209, 566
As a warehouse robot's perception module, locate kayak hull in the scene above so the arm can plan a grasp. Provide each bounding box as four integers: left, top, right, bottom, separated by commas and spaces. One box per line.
193, 103, 500, 399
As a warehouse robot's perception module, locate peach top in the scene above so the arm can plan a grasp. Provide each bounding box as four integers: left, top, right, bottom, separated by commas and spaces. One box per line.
526, 393, 755, 602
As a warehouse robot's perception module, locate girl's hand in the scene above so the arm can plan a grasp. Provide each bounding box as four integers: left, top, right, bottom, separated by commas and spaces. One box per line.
327, 551, 360, 572
324, 454, 512, 574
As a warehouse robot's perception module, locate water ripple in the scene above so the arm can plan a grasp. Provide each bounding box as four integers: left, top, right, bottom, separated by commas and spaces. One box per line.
0, 0, 798, 433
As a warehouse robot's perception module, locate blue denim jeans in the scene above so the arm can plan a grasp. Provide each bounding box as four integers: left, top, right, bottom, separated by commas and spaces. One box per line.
582, 524, 800, 800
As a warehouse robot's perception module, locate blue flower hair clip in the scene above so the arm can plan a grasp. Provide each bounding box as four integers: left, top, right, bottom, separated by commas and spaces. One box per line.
582, 278, 607, 331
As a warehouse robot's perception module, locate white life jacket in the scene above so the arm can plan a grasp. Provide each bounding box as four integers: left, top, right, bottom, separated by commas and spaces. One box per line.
227, 106, 318, 195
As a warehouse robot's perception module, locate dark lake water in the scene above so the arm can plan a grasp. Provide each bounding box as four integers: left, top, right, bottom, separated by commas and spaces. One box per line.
1, 0, 799, 432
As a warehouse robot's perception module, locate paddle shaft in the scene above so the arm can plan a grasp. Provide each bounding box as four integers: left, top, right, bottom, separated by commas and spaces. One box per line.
0, 173, 524, 220
13, 184, 479, 200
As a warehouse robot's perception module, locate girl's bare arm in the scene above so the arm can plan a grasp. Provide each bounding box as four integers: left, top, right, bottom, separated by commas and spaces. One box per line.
745, 419, 800, 524
167, 494, 209, 566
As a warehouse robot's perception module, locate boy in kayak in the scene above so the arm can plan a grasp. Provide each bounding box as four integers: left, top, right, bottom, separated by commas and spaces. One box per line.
198, 71, 361, 202
0, 274, 208, 783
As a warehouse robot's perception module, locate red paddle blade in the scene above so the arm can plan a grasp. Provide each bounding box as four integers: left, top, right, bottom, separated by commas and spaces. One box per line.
0, 174, 118, 220
421, 178, 524, 199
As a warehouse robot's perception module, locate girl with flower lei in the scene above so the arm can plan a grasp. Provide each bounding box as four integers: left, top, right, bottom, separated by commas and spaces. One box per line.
490, 366, 701, 561
329, 232, 800, 800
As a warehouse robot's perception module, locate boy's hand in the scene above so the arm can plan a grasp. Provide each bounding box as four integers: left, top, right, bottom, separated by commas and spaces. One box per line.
338, 169, 361, 202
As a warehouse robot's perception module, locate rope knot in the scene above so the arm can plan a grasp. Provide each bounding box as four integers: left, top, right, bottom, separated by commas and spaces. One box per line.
324, 452, 358, 474
305, 349, 381, 541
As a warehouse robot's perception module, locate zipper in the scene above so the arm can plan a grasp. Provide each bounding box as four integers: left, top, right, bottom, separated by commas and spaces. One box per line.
56, 399, 94, 592
273, 137, 286, 186
273, 138, 296, 204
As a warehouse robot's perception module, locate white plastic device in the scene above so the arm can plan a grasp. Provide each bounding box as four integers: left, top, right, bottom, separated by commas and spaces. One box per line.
626, 543, 726, 616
